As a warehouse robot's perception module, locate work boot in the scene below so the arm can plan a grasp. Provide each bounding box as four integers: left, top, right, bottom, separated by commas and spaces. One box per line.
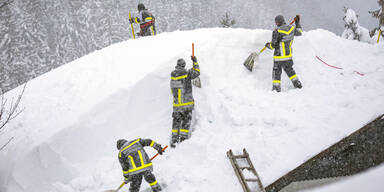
152, 184, 162, 192
170, 136, 178, 148
293, 80, 302, 89
180, 136, 188, 143
272, 85, 281, 92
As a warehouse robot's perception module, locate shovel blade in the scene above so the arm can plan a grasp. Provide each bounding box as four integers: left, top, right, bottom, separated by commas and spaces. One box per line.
192, 77, 201, 88
243, 52, 259, 72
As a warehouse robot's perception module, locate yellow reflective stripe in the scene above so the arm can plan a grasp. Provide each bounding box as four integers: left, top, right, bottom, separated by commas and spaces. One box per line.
193, 68, 200, 72
289, 74, 297, 80
299, 29, 303, 33
129, 163, 153, 173
119, 139, 140, 157
278, 26, 295, 34
151, 26, 154, 35
173, 101, 194, 107
150, 140, 155, 147
274, 41, 292, 59
274, 55, 292, 59
281, 42, 286, 56
378, 29, 382, 43
129, 156, 136, 169
138, 150, 145, 166
171, 75, 188, 80
272, 80, 281, 83
172, 129, 188, 133
177, 89, 182, 104
150, 180, 158, 186
145, 17, 153, 20
123, 163, 153, 174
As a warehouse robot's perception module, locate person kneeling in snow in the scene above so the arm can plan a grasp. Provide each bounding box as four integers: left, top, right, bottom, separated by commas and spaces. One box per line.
170, 56, 200, 148
265, 15, 303, 92
117, 138, 163, 192
129, 3, 156, 37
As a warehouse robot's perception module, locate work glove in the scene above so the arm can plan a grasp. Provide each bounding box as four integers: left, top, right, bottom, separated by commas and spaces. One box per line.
191, 56, 197, 63
129, 18, 134, 24
156, 144, 163, 155
295, 15, 300, 24
265, 42, 271, 49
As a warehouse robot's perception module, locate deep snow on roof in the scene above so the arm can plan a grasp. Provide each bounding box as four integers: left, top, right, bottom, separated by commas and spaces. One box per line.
1, 28, 384, 192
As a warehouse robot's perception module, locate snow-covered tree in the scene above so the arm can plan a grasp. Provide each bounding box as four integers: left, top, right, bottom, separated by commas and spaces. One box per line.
369, 0, 384, 41
220, 12, 236, 28
342, 7, 371, 43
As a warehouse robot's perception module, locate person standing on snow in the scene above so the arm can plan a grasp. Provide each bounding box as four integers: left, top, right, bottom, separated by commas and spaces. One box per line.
265, 15, 303, 92
170, 56, 200, 148
117, 138, 164, 192
129, 3, 156, 37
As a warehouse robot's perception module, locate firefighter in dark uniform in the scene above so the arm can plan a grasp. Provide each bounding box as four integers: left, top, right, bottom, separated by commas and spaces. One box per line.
266, 15, 303, 92
117, 138, 163, 192
129, 3, 156, 36
170, 56, 200, 147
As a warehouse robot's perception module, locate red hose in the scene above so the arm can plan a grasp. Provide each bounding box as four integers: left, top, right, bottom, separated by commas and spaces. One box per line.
315, 56, 342, 69
315, 56, 365, 76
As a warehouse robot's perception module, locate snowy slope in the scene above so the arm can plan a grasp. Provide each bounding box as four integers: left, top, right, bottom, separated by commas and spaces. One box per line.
1, 28, 384, 192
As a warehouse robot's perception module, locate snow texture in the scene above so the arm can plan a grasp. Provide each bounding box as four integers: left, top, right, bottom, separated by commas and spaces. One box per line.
0, 0, 379, 93
1, 28, 384, 192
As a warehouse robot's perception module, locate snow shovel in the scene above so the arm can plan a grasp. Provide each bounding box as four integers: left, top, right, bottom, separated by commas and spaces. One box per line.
243, 46, 266, 72
191, 43, 202, 88
104, 145, 168, 192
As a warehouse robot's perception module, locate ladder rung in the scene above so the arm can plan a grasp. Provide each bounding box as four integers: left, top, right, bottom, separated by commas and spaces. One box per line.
245, 178, 259, 182
239, 166, 252, 170
233, 154, 248, 159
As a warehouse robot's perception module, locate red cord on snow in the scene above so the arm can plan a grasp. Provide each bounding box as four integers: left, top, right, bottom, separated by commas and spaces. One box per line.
315, 56, 364, 76
315, 56, 343, 69
353, 71, 365, 76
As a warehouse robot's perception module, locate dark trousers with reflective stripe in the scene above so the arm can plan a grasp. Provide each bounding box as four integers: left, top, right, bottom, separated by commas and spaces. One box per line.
272, 60, 298, 85
172, 110, 192, 143
129, 170, 161, 192
140, 24, 156, 36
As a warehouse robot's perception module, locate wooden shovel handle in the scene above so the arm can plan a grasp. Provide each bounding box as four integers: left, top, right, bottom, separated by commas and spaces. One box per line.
150, 145, 168, 161
192, 43, 194, 57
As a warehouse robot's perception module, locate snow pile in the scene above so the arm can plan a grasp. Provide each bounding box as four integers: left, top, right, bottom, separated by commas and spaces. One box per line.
342, 8, 371, 43
1, 28, 384, 192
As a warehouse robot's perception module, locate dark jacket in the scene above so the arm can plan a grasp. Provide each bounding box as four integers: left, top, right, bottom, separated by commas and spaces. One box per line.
118, 138, 162, 177
267, 23, 302, 61
170, 61, 200, 112
134, 9, 156, 36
